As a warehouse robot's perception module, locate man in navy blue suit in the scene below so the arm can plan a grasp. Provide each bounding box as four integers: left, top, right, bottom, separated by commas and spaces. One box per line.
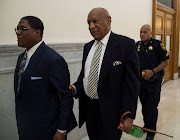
14, 16, 77, 140
70, 8, 140, 140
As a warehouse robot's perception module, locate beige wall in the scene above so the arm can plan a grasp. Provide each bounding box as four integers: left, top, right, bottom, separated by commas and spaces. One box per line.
0, 0, 152, 45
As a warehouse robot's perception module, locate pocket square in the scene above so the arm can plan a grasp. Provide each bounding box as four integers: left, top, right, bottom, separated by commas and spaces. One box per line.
113, 61, 122, 66
31, 77, 43, 80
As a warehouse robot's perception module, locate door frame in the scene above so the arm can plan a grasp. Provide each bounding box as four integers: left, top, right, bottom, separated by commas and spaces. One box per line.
152, 0, 179, 80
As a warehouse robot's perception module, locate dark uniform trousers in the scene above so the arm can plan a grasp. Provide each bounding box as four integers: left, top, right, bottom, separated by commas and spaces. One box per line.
139, 76, 162, 136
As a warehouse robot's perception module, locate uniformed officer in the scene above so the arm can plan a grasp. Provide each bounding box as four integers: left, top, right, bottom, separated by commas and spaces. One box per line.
136, 24, 169, 140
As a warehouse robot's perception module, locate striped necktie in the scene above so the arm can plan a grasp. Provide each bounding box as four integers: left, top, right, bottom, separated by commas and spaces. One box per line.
17, 52, 27, 93
87, 41, 102, 99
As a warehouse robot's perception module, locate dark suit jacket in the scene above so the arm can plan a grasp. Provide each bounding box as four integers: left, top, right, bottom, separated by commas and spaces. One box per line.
14, 42, 77, 140
74, 32, 140, 137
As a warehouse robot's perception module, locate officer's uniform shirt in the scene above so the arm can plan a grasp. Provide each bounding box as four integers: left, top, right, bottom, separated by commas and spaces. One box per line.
136, 37, 169, 75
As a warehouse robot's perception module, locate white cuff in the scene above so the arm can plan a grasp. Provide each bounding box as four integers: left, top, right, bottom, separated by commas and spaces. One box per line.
72, 85, 77, 95
57, 129, 66, 134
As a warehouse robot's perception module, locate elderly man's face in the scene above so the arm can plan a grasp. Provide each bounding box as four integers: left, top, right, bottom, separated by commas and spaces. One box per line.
15, 19, 37, 50
87, 9, 111, 41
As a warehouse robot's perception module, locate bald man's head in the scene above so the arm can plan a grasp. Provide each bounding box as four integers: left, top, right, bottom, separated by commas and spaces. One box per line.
87, 8, 111, 41
140, 24, 152, 44
89, 8, 110, 18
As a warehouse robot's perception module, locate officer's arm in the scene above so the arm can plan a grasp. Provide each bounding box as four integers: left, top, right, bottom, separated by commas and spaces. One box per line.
152, 59, 169, 73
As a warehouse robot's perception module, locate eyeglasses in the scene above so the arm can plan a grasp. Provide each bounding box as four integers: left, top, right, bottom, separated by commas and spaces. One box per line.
15, 27, 36, 33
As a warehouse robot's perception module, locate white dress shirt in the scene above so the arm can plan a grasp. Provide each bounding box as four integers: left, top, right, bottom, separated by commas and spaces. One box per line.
24, 40, 43, 70
83, 31, 111, 99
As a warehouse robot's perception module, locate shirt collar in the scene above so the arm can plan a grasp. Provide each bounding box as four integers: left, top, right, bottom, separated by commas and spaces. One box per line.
26, 40, 43, 59
141, 37, 152, 46
95, 31, 111, 46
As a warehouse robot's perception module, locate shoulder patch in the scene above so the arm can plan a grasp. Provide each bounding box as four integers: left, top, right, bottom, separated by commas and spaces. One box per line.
166, 52, 169, 57
160, 43, 167, 51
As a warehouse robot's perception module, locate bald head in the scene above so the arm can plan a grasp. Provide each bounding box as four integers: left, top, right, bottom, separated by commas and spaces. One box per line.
87, 8, 111, 41
140, 24, 152, 44
141, 24, 152, 32
88, 8, 110, 18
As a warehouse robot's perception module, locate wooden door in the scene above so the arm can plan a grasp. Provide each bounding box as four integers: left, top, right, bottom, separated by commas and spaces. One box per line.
156, 10, 173, 82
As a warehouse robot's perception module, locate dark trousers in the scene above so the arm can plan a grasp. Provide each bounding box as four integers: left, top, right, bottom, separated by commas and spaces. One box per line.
85, 96, 121, 140
139, 77, 162, 136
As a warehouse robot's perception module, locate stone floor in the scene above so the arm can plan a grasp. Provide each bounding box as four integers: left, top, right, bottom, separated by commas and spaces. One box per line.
81, 78, 180, 140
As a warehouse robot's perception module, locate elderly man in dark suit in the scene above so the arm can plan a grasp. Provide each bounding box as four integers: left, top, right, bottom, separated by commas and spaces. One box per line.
14, 16, 77, 140
70, 8, 140, 140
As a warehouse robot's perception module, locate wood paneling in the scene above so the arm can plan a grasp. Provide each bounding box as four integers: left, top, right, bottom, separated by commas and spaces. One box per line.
172, 0, 180, 75
153, 0, 179, 81
152, 0, 157, 38
155, 10, 173, 82
156, 15, 163, 31
166, 14, 173, 33
157, 2, 175, 15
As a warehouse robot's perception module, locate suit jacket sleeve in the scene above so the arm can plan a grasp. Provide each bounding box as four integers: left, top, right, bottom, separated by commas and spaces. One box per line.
73, 68, 84, 99
48, 54, 76, 131
120, 39, 140, 119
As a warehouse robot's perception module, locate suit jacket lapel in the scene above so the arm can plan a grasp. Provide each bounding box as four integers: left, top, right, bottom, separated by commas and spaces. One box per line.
98, 32, 117, 86
82, 40, 95, 67
18, 42, 46, 95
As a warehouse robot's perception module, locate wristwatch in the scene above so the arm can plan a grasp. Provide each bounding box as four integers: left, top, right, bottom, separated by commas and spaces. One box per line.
152, 69, 155, 75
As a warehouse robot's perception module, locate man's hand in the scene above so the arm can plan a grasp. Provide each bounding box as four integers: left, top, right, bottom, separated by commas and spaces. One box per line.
117, 118, 133, 134
53, 131, 66, 140
142, 69, 154, 80
69, 85, 75, 94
